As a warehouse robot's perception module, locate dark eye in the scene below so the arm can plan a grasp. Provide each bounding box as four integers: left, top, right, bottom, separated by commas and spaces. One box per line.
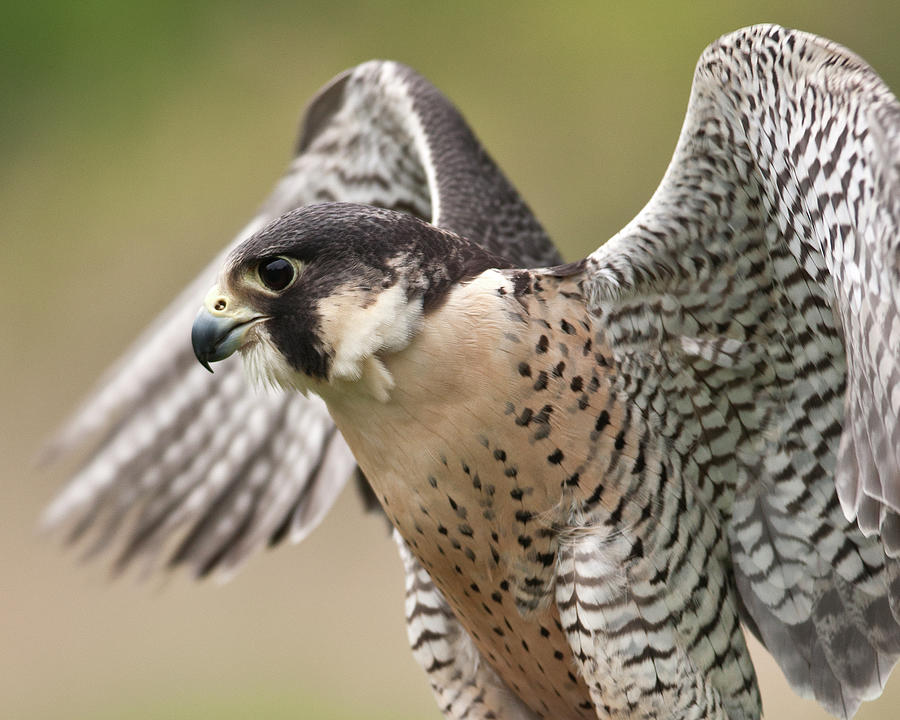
258, 257, 295, 291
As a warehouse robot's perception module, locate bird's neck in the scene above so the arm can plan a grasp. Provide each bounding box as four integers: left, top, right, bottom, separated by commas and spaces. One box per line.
319, 268, 523, 457
316, 265, 618, 527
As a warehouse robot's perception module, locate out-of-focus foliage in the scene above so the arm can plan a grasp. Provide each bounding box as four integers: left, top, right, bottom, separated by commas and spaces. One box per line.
3, 3, 898, 719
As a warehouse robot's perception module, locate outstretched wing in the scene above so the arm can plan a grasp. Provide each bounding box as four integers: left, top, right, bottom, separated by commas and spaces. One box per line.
577, 26, 899, 717
43, 61, 559, 579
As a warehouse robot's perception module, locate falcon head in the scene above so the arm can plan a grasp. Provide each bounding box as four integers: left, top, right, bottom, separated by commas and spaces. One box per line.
191, 203, 509, 399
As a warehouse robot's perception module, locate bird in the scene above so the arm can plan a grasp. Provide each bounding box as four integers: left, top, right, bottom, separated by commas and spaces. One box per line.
44, 24, 899, 720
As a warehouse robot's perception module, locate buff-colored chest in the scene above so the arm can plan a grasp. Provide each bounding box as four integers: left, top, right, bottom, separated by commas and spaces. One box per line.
322, 270, 622, 719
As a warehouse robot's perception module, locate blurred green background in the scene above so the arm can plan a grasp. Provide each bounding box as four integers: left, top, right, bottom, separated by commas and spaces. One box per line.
4, 2, 899, 719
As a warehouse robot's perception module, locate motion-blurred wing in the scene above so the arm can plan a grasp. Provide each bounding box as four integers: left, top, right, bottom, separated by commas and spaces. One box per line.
44, 61, 558, 579
581, 26, 899, 717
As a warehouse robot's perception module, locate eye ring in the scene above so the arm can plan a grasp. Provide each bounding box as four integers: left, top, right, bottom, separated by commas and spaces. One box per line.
257, 256, 296, 292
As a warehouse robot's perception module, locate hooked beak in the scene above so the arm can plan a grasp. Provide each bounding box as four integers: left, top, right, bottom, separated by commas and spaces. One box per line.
191, 286, 265, 372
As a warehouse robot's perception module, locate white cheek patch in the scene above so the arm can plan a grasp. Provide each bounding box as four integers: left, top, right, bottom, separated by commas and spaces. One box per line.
318, 282, 424, 389
241, 283, 424, 403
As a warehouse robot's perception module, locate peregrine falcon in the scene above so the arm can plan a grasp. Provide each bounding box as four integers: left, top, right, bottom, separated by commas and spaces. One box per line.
46, 26, 900, 720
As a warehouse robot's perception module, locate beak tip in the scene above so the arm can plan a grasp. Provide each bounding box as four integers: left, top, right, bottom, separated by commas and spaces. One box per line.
192, 346, 214, 373
191, 304, 257, 371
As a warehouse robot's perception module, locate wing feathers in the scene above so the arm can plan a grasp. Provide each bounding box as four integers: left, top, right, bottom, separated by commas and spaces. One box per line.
582, 25, 900, 716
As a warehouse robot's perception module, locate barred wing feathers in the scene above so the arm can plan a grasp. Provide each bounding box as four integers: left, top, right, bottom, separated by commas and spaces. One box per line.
581, 26, 900, 717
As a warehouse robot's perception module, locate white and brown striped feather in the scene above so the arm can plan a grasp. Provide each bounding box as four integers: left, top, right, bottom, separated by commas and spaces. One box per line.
573, 25, 900, 718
